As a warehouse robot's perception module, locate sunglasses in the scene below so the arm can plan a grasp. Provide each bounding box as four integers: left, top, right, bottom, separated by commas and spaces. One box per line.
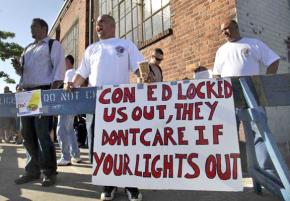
153, 55, 163, 61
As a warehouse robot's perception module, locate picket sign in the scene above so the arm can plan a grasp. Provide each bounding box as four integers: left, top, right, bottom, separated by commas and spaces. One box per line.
0, 74, 290, 199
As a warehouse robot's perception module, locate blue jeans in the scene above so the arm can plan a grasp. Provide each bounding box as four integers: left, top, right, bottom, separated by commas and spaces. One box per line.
21, 116, 57, 176
57, 115, 80, 161
86, 114, 95, 164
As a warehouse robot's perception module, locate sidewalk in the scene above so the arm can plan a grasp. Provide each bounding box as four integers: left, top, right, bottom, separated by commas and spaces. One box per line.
0, 143, 280, 201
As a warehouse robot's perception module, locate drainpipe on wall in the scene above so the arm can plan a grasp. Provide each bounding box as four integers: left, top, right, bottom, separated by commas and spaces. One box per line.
88, 0, 93, 44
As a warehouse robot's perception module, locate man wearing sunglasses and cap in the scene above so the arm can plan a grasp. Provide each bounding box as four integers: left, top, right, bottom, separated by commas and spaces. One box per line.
146, 48, 164, 83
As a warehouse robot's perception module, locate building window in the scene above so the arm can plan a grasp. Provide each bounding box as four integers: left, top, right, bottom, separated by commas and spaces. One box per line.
99, 0, 171, 46
61, 21, 79, 67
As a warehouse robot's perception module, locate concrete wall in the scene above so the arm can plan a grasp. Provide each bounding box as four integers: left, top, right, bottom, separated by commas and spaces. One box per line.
236, 0, 290, 164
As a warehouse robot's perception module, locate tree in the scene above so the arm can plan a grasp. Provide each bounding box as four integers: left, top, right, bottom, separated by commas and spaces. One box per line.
0, 30, 23, 84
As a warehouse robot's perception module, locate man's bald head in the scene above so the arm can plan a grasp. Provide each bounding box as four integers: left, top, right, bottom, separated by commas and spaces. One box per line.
96, 15, 116, 39
220, 19, 241, 42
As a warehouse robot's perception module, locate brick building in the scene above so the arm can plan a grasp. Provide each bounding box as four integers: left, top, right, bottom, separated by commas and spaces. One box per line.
49, 0, 290, 166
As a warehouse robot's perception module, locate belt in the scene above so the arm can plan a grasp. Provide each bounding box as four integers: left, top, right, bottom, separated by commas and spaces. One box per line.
24, 85, 51, 91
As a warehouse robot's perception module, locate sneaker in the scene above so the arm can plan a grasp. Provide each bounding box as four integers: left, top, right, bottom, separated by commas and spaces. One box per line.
57, 158, 71, 166
125, 187, 142, 201
42, 174, 56, 187
15, 174, 40, 185
100, 186, 117, 201
71, 157, 82, 164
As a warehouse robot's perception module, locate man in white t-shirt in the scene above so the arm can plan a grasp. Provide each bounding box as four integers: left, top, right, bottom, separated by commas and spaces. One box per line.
56, 55, 81, 166
213, 20, 279, 77
213, 19, 280, 178
65, 15, 143, 201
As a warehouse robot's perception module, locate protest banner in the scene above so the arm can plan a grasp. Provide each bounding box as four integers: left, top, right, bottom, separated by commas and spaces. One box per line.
15, 90, 43, 116
92, 79, 243, 191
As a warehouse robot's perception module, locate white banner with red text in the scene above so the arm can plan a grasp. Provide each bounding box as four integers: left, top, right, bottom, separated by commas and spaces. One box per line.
92, 79, 243, 191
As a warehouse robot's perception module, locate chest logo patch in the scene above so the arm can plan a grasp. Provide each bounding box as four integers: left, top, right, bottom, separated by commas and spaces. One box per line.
115, 46, 125, 57
241, 48, 250, 57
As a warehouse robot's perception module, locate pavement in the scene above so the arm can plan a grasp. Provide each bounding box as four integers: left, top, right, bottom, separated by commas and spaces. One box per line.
0, 142, 281, 201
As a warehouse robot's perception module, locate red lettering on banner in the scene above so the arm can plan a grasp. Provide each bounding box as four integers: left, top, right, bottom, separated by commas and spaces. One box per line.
134, 154, 142, 176
113, 154, 123, 176
205, 101, 218, 120
205, 154, 240, 180
178, 83, 187, 100
205, 154, 216, 179
93, 152, 105, 176
196, 82, 206, 99
217, 80, 224, 98
132, 106, 142, 121
152, 129, 164, 146
185, 153, 200, 179
103, 107, 128, 123
116, 107, 128, 123
163, 127, 177, 145
175, 154, 187, 178
216, 154, 231, 180
143, 106, 155, 120
99, 87, 135, 104
151, 155, 162, 178
206, 82, 219, 99
195, 102, 203, 120
103, 154, 113, 175
123, 87, 136, 103
129, 128, 139, 145
143, 154, 152, 177
147, 85, 157, 101
177, 127, 188, 145
123, 154, 133, 175
140, 128, 152, 146
156, 105, 166, 119
103, 108, 116, 122
224, 80, 233, 98
213, 124, 223, 144
111, 88, 123, 104
99, 88, 111, 104
230, 153, 240, 179
163, 155, 174, 178
102, 130, 129, 146
194, 126, 209, 145
162, 84, 172, 101
186, 83, 196, 99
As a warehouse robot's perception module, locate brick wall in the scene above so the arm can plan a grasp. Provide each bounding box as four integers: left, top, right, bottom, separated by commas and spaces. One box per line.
236, 0, 290, 166
139, 0, 237, 82
50, 0, 89, 65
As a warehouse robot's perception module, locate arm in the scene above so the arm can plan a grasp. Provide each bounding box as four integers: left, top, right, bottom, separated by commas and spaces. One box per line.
64, 74, 86, 91
266, 59, 279, 74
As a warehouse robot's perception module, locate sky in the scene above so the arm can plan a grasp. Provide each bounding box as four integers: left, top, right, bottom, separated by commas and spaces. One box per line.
0, 0, 65, 92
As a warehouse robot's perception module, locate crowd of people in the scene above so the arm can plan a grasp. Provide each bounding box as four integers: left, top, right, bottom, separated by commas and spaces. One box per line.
0, 13, 280, 201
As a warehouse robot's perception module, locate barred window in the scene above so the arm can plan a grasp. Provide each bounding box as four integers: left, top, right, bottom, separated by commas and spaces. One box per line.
98, 0, 171, 46
61, 21, 79, 67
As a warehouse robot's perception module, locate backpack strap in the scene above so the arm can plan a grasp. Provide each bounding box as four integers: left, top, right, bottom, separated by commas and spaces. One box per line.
48, 39, 55, 55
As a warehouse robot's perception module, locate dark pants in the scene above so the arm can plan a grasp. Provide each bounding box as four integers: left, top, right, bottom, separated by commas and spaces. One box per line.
21, 115, 57, 176
86, 114, 95, 164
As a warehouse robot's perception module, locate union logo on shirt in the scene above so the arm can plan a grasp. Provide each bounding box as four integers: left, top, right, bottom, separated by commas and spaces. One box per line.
241, 48, 250, 57
115, 46, 125, 57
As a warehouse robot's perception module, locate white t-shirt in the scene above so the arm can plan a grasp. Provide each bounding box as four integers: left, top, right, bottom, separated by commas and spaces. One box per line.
213, 37, 280, 77
64, 68, 76, 83
77, 38, 144, 87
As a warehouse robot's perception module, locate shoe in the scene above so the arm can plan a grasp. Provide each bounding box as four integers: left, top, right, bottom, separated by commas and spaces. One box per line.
42, 174, 56, 187
71, 157, 81, 163
100, 186, 117, 201
15, 174, 40, 185
57, 158, 71, 166
125, 188, 142, 201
